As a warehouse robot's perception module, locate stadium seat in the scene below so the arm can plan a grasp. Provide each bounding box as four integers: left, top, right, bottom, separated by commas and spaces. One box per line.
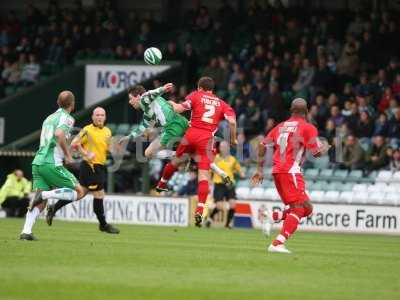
376, 170, 393, 183
309, 190, 324, 202
115, 123, 131, 135
236, 187, 250, 199
236, 180, 248, 188
386, 183, 400, 193
325, 190, 340, 202
332, 169, 348, 181
251, 187, 265, 199
348, 170, 363, 182
319, 169, 334, 180
107, 123, 117, 133
352, 191, 369, 204
263, 167, 273, 179
336, 182, 353, 192
392, 171, 400, 183
352, 184, 368, 192
382, 193, 398, 206
304, 168, 319, 180
367, 192, 385, 204
264, 188, 280, 201
339, 191, 353, 203
367, 182, 388, 193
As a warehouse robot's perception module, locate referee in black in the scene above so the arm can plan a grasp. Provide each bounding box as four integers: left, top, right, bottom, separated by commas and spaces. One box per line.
46, 107, 119, 234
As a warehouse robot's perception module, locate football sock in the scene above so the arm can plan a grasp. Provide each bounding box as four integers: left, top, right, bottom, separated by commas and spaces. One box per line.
210, 163, 227, 178
42, 188, 78, 202
155, 150, 176, 159
159, 162, 178, 184
54, 200, 70, 212
21, 207, 40, 234
272, 207, 305, 246
272, 209, 289, 222
226, 208, 235, 227
209, 207, 219, 220
196, 180, 209, 215
93, 198, 107, 226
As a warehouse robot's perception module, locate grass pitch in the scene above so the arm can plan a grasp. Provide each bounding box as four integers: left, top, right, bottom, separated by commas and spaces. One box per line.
0, 218, 399, 300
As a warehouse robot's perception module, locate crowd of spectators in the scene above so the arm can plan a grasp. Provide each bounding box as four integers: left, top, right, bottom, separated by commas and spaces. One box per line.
1, 0, 400, 173
165, 2, 400, 173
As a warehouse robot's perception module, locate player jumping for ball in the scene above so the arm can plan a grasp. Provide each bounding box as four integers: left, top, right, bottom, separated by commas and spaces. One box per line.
120, 82, 231, 184
156, 77, 237, 227
251, 98, 329, 253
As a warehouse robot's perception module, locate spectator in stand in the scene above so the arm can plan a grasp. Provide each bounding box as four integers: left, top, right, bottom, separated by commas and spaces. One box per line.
169, 164, 190, 196
337, 42, 359, 81
292, 58, 315, 94
329, 105, 345, 127
182, 43, 198, 87
389, 149, 400, 171
165, 41, 179, 61
373, 113, 389, 137
312, 56, 335, 96
387, 109, 400, 148
378, 87, 395, 113
20, 53, 40, 86
178, 170, 197, 196
356, 111, 375, 139
341, 135, 365, 170
0, 169, 31, 218
2, 60, 20, 87
391, 73, 400, 96
365, 135, 390, 173
46, 36, 64, 65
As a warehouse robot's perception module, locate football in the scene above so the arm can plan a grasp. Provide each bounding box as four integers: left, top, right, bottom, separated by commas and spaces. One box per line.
144, 47, 162, 65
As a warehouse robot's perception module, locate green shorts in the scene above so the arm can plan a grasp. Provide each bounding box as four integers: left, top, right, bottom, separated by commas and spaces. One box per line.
160, 115, 189, 147
32, 164, 78, 191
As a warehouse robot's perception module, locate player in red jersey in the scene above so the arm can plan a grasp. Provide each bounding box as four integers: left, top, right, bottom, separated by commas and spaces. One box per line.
251, 98, 329, 254
156, 77, 237, 227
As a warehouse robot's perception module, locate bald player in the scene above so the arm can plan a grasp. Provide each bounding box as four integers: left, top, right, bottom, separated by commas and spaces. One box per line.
251, 98, 329, 253
20, 91, 89, 240
46, 107, 119, 234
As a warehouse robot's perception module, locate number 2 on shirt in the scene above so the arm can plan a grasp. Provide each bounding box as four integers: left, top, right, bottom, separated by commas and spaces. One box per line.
201, 104, 215, 123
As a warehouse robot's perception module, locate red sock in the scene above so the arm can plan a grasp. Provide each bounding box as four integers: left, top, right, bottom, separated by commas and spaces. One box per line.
272, 209, 289, 222
196, 180, 209, 215
272, 208, 304, 246
158, 163, 177, 187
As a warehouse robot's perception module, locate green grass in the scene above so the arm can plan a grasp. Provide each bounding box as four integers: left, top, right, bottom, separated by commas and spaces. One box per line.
0, 218, 399, 300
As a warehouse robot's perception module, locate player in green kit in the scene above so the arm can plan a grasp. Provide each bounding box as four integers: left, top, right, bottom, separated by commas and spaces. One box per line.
121, 83, 188, 159
120, 83, 230, 186
20, 91, 88, 241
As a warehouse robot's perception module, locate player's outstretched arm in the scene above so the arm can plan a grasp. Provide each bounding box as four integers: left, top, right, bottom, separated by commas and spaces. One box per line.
168, 101, 187, 113
226, 116, 237, 146
250, 142, 267, 186
142, 83, 174, 104
55, 129, 73, 164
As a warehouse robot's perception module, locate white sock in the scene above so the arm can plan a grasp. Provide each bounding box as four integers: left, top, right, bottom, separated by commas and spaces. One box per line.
21, 207, 40, 234
211, 163, 227, 177
155, 150, 176, 159
42, 188, 78, 201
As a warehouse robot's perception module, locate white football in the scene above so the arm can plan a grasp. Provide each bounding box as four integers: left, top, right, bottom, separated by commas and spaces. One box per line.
144, 47, 162, 65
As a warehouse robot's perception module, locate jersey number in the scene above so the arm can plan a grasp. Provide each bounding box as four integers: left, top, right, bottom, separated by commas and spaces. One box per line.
277, 132, 289, 154
201, 104, 215, 124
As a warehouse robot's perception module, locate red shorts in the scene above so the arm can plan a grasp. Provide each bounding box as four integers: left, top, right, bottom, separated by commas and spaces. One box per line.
273, 173, 309, 205
176, 128, 215, 170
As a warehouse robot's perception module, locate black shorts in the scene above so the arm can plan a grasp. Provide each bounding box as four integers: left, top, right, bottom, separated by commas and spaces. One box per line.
213, 183, 236, 202
79, 161, 106, 191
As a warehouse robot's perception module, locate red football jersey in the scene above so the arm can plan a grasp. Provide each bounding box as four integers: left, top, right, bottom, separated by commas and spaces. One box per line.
263, 117, 320, 174
181, 90, 235, 134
